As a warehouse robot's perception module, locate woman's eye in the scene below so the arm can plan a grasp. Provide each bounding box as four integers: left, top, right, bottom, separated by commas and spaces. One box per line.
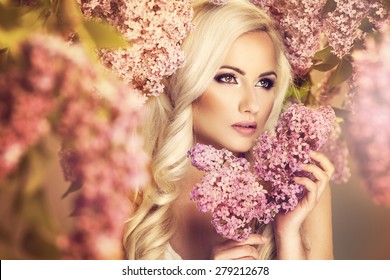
256, 78, 275, 89
214, 74, 238, 84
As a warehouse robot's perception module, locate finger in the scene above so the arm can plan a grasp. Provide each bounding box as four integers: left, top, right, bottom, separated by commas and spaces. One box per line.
212, 234, 268, 258
301, 163, 329, 188
237, 234, 269, 246
309, 151, 335, 178
294, 176, 318, 204
235, 256, 257, 260
213, 244, 259, 260
301, 161, 332, 200
217, 234, 268, 251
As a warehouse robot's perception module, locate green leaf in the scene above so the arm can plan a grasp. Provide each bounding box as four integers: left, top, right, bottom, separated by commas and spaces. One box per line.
24, 147, 49, 195
329, 58, 353, 88
61, 180, 83, 199
20, 189, 56, 231
322, 0, 337, 14
0, 28, 32, 50
285, 82, 310, 103
359, 18, 376, 33
83, 19, 130, 49
0, 47, 8, 67
382, 0, 390, 9
0, 224, 11, 243
312, 46, 341, 72
0, 4, 21, 29
21, 227, 60, 259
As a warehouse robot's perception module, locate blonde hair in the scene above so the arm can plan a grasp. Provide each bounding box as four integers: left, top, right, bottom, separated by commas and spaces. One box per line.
124, 0, 292, 259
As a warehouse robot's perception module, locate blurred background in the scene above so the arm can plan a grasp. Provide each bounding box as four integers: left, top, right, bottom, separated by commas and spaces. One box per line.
1, 137, 389, 259
332, 158, 390, 259
1, 0, 389, 260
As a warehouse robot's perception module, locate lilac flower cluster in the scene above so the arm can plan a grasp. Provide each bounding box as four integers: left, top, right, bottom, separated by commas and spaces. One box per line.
347, 28, 390, 207
209, 0, 228, 5
188, 144, 268, 241
251, 0, 327, 75
188, 104, 336, 240
320, 120, 351, 184
77, 0, 194, 96
49, 39, 148, 259
253, 104, 335, 214
0, 35, 148, 259
323, 0, 388, 58
251, 0, 387, 75
0, 41, 59, 179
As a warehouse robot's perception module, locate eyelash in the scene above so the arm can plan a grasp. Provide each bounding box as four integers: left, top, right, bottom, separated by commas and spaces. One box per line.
256, 78, 275, 90
214, 73, 275, 90
214, 73, 238, 84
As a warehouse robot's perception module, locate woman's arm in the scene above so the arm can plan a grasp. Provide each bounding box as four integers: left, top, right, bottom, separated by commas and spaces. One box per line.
301, 184, 333, 259
273, 152, 334, 259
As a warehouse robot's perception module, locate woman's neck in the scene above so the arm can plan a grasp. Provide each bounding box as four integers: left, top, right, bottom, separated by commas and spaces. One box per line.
169, 165, 224, 259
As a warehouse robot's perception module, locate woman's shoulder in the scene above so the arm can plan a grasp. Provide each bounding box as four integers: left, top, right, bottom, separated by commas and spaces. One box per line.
164, 243, 183, 260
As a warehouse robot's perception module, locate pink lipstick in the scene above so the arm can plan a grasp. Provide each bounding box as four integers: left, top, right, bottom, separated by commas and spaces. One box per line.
231, 121, 257, 136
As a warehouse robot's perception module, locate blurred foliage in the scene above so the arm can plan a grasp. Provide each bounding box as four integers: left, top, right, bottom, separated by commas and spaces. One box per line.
0, 0, 130, 70
0, 0, 388, 260
0, 0, 131, 259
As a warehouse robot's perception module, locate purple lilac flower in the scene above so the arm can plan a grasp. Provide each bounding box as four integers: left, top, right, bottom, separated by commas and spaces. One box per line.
78, 0, 194, 97
251, 0, 327, 76
320, 120, 351, 184
209, 0, 228, 5
188, 104, 336, 240
251, 0, 387, 75
323, 0, 388, 58
188, 144, 267, 241
347, 28, 390, 207
0, 34, 148, 259
253, 104, 336, 215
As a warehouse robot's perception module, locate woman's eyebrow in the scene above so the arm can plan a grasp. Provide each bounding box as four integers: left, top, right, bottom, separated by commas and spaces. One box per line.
259, 71, 277, 78
220, 65, 245, 75
220, 66, 277, 79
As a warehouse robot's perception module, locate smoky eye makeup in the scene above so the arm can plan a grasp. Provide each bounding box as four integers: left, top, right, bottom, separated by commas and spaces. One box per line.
214, 73, 238, 84
256, 77, 276, 89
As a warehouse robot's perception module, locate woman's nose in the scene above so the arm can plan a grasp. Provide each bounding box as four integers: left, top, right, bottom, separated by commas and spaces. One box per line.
238, 85, 260, 114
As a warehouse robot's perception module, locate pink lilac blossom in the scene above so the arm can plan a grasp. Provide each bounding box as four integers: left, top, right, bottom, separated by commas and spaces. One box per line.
209, 0, 228, 5
346, 28, 390, 207
323, 0, 388, 58
188, 144, 268, 241
77, 0, 194, 97
0, 35, 148, 259
251, 0, 387, 75
188, 104, 336, 241
320, 120, 351, 184
253, 103, 336, 214
251, 0, 327, 76
0, 37, 62, 179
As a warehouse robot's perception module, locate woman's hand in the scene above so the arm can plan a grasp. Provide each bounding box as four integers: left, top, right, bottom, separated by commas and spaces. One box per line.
275, 151, 334, 233
210, 234, 269, 260
273, 151, 334, 259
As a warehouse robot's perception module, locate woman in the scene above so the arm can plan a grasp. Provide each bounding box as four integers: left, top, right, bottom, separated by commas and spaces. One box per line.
124, 0, 334, 260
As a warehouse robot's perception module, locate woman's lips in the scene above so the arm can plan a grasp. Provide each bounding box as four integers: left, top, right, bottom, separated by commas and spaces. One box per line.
231, 122, 257, 136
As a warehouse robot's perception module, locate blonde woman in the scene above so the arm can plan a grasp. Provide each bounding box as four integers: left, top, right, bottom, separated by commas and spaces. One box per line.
124, 0, 334, 260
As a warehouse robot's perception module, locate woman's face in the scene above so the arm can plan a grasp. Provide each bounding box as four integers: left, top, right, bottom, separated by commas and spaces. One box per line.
193, 31, 278, 154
